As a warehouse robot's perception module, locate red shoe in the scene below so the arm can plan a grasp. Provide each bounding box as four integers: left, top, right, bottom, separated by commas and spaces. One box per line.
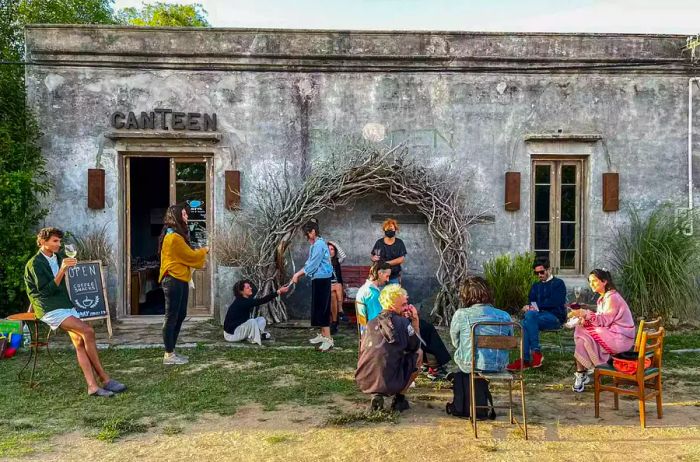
506, 358, 531, 372
530, 351, 544, 368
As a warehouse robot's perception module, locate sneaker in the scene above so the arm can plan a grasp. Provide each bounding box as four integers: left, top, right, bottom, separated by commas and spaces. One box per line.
572, 371, 591, 393
330, 322, 338, 336
163, 353, 188, 365
175, 352, 189, 361
391, 394, 410, 412
318, 337, 334, 351
427, 366, 449, 381
370, 394, 384, 411
261, 332, 272, 341
309, 333, 325, 344
506, 358, 531, 372
530, 351, 544, 368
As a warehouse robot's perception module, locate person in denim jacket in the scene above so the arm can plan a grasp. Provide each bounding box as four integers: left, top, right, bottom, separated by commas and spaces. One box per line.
450, 276, 513, 373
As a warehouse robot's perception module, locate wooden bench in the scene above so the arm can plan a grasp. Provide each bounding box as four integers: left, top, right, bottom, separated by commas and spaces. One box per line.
341, 265, 371, 324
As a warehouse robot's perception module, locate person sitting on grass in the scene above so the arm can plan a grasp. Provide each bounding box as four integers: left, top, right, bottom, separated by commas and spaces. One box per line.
24, 227, 126, 397
451, 276, 513, 374
223, 280, 289, 345
355, 284, 422, 412
507, 257, 567, 372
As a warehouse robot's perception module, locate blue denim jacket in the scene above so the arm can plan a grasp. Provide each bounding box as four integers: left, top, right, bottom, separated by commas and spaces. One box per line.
450, 304, 513, 373
303, 237, 333, 279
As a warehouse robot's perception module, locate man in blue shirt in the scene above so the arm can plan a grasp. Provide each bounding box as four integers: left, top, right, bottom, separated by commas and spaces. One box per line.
507, 258, 567, 371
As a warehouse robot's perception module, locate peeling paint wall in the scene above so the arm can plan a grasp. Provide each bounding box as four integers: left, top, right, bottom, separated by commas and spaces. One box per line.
24, 26, 700, 319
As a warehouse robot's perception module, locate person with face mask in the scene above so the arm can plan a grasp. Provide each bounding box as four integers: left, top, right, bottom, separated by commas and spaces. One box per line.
370, 218, 407, 285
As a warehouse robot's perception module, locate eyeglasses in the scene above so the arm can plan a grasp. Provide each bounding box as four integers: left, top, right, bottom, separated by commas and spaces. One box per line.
534, 270, 547, 275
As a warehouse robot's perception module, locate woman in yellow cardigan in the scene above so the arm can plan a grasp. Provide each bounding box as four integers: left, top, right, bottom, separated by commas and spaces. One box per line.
158, 204, 208, 365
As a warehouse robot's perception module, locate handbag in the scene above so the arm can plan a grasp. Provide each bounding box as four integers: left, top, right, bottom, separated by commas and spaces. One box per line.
445, 371, 496, 420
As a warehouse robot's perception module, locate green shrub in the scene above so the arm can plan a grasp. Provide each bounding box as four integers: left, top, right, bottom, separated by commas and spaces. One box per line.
483, 252, 538, 313
608, 206, 700, 320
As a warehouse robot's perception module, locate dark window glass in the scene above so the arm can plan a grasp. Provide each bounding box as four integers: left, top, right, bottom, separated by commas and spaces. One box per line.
561, 165, 577, 184
561, 185, 576, 221
176, 183, 206, 221
535, 185, 550, 221
560, 223, 576, 249
535, 250, 550, 261
560, 250, 576, 269
534, 223, 550, 250
176, 163, 206, 182
535, 165, 551, 184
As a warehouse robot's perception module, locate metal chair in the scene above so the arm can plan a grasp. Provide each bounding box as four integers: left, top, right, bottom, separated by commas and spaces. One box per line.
7, 305, 63, 388
470, 321, 528, 440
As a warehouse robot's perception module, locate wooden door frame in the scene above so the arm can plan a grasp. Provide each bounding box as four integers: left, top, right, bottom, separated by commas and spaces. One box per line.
530, 156, 587, 275
120, 150, 214, 320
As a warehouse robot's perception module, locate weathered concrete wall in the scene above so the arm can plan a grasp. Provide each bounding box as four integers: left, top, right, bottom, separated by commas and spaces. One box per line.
24, 26, 700, 320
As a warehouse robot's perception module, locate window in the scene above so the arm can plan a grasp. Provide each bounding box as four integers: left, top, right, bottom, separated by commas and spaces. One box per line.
531, 159, 585, 274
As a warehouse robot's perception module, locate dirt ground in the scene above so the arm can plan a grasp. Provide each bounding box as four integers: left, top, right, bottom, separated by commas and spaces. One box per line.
16, 385, 700, 462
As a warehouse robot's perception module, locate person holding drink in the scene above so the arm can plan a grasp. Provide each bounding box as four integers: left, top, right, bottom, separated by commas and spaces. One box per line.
24, 227, 126, 397
158, 204, 209, 365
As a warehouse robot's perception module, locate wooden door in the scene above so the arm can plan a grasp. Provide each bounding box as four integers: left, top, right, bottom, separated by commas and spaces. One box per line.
170, 158, 212, 315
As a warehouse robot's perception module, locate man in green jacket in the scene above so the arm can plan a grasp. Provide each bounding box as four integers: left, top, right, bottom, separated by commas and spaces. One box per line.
24, 227, 126, 397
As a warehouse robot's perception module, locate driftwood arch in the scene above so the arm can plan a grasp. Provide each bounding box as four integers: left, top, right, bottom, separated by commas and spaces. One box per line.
216, 143, 482, 325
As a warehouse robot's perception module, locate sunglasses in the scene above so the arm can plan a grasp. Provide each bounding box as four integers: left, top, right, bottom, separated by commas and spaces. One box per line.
534, 270, 547, 275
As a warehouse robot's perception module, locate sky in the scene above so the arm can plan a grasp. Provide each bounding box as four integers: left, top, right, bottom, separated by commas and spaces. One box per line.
112, 0, 699, 34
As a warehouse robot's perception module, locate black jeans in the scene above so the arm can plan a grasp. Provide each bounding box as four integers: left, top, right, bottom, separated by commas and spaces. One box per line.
162, 276, 189, 353
419, 318, 451, 367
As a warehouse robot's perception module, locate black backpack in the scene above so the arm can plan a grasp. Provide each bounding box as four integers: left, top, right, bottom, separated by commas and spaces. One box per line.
446, 371, 496, 420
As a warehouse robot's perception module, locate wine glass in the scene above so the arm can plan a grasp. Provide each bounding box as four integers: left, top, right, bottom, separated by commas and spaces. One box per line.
574, 286, 582, 303
65, 244, 78, 259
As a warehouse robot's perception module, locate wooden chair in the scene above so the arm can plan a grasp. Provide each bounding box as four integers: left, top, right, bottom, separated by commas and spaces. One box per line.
593, 326, 665, 428
470, 321, 528, 440
634, 317, 662, 352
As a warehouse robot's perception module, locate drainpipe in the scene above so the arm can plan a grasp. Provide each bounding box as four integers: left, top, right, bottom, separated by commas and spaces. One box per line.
688, 77, 700, 235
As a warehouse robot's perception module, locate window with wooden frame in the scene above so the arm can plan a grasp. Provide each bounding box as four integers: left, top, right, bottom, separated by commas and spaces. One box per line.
531, 158, 585, 274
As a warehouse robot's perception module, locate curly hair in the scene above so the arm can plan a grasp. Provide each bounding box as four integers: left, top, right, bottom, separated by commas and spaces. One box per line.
382, 218, 399, 232
36, 227, 63, 246
379, 284, 407, 310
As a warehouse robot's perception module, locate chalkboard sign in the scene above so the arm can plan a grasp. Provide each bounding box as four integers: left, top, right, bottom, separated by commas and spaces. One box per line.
65, 261, 112, 337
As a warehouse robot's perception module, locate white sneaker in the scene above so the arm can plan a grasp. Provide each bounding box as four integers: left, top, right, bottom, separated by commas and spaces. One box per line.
163, 353, 188, 365
309, 333, 325, 344
318, 337, 334, 351
572, 371, 591, 392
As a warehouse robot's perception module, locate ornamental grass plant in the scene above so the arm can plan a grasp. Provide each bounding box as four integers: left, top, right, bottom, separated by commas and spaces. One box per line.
483, 252, 538, 313
609, 206, 700, 320
70, 224, 114, 267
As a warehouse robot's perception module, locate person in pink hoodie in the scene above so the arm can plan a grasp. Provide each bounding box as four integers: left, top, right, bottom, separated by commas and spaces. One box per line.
568, 269, 636, 392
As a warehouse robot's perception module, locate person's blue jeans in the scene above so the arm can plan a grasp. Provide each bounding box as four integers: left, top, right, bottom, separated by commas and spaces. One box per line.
521, 310, 561, 361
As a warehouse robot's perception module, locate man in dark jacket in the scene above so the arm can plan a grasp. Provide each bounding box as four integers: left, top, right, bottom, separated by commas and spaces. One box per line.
223, 280, 289, 345
355, 284, 422, 412
507, 258, 567, 371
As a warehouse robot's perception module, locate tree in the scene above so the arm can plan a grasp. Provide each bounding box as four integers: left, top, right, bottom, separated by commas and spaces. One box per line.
0, 0, 116, 316
117, 2, 209, 27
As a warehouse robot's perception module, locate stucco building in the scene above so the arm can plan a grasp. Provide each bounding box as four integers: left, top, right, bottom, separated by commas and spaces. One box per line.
24, 25, 700, 322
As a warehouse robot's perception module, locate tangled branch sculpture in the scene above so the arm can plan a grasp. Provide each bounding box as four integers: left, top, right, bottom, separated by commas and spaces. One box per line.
213, 141, 483, 325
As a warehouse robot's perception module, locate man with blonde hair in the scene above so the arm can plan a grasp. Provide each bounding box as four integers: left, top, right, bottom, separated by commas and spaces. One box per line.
355, 284, 422, 412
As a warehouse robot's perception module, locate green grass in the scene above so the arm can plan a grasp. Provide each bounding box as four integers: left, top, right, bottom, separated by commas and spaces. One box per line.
1, 327, 698, 454
0, 343, 358, 452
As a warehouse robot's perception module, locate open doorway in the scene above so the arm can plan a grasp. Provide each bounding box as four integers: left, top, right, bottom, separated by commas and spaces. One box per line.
125, 155, 213, 317
129, 157, 169, 315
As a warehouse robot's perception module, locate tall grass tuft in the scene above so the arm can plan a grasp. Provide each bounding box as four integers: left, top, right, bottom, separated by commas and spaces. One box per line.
608, 206, 700, 320
483, 252, 538, 313
70, 224, 114, 266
